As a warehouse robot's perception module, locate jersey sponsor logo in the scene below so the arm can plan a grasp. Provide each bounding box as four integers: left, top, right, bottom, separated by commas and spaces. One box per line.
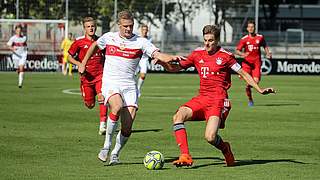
106, 45, 143, 59
200, 66, 209, 78
248, 44, 254, 51
216, 57, 223, 65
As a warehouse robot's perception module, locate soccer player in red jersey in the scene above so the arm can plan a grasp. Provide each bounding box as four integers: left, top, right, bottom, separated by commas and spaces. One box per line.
236, 20, 272, 106
67, 17, 108, 135
156, 25, 275, 167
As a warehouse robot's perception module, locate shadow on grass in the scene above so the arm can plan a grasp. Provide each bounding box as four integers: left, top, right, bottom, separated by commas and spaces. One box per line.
255, 103, 300, 107
165, 156, 307, 169
115, 129, 163, 134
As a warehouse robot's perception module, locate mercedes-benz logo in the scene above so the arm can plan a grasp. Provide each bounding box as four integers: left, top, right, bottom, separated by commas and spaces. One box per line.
261, 58, 272, 75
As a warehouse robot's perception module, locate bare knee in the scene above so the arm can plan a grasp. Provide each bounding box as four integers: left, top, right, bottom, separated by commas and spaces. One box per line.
205, 133, 217, 144
173, 107, 192, 124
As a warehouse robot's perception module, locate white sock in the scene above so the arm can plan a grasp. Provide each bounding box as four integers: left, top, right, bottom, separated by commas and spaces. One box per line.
99, 121, 106, 129
137, 77, 144, 91
103, 117, 118, 149
18, 72, 24, 86
111, 131, 129, 156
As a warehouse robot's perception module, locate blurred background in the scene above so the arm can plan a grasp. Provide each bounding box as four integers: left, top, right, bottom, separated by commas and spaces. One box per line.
1, 0, 320, 72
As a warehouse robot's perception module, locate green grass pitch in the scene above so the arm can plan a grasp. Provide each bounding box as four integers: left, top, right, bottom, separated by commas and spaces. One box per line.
0, 72, 319, 179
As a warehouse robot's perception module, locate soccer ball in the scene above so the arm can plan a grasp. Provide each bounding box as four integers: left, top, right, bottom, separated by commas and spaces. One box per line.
143, 151, 164, 170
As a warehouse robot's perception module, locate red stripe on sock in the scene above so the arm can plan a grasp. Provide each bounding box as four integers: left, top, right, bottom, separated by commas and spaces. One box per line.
109, 112, 119, 122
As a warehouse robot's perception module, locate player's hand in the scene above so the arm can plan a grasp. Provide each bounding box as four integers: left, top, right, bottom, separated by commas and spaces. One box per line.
266, 53, 272, 59
78, 63, 86, 74
242, 52, 249, 58
260, 88, 276, 95
172, 55, 186, 61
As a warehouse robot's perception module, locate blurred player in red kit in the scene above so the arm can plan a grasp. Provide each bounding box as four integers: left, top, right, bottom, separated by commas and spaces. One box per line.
236, 20, 272, 106
67, 17, 108, 135
156, 25, 275, 167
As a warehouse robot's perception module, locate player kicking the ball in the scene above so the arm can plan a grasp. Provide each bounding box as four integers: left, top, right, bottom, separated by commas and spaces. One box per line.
79, 10, 182, 165
156, 25, 276, 167
67, 17, 108, 135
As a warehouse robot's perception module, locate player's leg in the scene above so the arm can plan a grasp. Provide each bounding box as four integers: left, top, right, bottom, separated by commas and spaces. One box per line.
172, 106, 194, 167
95, 81, 108, 135
206, 116, 235, 166
242, 62, 254, 106
108, 86, 138, 165
137, 58, 147, 97
68, 62, 73, 76
62, 54, 67, 75
17, 54, 26, 88
80, 84, 95, 109
109, 106, 136, 165
98, 93, 122, 162
205, 99, 235, 166
250, 62, 261, 104
219, 98, 231, 129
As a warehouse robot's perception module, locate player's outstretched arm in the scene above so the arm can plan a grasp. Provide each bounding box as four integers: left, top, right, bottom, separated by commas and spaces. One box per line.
67, 54, 81, 67
154, 60, 182, 72
235, 49, 249, 58
237, 69, 276, 95
152, 51, 185, 63
78, 41, 99, 74
264, 46, 272, 59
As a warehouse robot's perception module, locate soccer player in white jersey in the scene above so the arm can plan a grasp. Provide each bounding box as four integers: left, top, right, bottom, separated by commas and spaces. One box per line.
79, 10, 182, 165
135, 24, 152, 97
7, 25, 27, 88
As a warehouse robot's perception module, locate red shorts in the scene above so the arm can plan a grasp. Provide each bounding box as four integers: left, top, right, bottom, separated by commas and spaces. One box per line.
80, 80, 102, 105
242, 60, 261, 80
182, 95, 231, 122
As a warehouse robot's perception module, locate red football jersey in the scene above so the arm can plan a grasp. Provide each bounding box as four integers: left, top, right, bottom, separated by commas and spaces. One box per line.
68, 35, 104, 83
180, 47, 240, 99
236, 34, 267, 63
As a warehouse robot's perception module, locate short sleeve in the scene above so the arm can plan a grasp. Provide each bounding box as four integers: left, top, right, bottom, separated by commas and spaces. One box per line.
97, 33, 109, 50
141, 38, 159, 58
179, 51, 195, 69
260, 36, 267, 48
68, 41, 79, 56
226, 54, 241, 72
236, 39, 244, 51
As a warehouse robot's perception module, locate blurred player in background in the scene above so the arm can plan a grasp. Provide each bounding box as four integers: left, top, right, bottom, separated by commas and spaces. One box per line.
67, 17, 108, 135
236, 20, 272, 106
156, 25, 275, 167
79, 10, 182, 165
7, 25, 27, 88
60, 32, 74, 76
135, 24, 152, 97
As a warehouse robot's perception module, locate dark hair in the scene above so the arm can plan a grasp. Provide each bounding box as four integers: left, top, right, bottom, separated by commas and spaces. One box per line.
247, 20, 255, 26
118, 10, 134, 22
82, 17, 96, 27
15, 25, 22, 30
202, 25, 220, 40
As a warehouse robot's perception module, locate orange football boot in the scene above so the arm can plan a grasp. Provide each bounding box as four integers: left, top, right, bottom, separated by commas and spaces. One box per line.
222, 142, 235, 166
173, 154, 193, 167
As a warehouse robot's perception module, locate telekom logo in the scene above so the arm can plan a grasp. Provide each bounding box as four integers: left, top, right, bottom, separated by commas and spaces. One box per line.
200, 66, 209, 78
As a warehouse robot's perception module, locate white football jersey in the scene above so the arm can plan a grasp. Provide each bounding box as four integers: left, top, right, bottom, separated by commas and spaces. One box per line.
97, 32, 159, 86
7, 35, 27, 56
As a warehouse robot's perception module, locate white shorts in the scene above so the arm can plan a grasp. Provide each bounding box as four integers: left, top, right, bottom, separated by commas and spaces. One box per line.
12, 53, 27, 68
102, 84, 138, 108
136, 55, 149, 74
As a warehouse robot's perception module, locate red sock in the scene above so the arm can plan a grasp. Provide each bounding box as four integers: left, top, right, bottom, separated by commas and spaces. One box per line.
174, 123, 190, 155
246, 85, 253, 101
99, 104, 108, 123
108, 112, 119, 122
